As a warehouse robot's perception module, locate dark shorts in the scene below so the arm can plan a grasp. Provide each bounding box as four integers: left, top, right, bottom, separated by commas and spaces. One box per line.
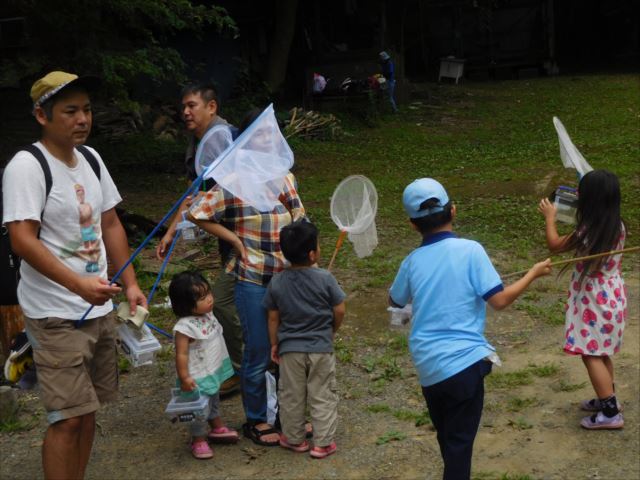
25, 312, 118, 424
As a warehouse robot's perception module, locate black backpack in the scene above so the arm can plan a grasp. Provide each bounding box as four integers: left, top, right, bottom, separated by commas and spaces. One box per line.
0, 144, 100, 305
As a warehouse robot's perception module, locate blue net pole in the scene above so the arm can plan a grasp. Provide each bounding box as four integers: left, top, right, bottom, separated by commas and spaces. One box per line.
76, 177, 203, 326
76, 104, 272, 326
146, 229, 181, 306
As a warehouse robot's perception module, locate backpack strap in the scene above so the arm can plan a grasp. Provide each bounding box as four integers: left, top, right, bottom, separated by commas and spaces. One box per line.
76, 145, 101, 180
21, 144, 52, 198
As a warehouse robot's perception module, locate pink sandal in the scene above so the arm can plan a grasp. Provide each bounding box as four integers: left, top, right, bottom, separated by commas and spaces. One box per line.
191, 440, 213, 459
279, 434, 310, 453
208, 426, 239, 444
310, 442, 337, 459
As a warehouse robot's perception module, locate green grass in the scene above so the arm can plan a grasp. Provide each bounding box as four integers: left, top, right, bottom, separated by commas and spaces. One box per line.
0, 416, 38, 433
506, 397, 539, 412
507, 417, 533, 430
552, 380, 588, 392
486, 369, 533, 389
527, 362, 560, 377
111, 75, 638, 293
375, 430, 407, 445
473, 474, 535, 480
367, 403, 432, 426
366, 403, 391, 414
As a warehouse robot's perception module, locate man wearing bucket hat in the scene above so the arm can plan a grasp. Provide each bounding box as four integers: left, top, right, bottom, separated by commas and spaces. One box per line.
2, 71, 146, 479
378, 51, 398, 113
389, 178, 551, 480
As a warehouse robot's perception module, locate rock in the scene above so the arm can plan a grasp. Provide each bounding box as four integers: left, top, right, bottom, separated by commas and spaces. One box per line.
0, 386, 18, 423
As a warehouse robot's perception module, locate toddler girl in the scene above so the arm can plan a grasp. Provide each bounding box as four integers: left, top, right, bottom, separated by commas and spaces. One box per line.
169, 271, 239, 458
539, 170, 627, 429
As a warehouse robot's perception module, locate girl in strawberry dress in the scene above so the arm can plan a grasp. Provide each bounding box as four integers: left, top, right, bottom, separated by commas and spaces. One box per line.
539, 170, 627, 430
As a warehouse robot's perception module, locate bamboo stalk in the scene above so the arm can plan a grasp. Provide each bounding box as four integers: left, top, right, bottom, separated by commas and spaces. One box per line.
502, 246, 639, 280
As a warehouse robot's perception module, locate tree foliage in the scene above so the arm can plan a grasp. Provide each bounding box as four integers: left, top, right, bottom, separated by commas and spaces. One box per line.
2, 0, 236, 110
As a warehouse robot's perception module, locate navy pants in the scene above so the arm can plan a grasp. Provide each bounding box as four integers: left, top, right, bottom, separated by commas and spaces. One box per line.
422, 360, 492, 480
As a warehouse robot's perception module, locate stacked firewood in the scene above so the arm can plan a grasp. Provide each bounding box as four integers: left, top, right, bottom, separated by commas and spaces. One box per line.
283, 107, 343, 140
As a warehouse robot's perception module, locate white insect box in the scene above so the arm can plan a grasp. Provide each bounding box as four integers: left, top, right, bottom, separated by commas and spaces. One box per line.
116, 323, 161, 367
165, 388, 209, 423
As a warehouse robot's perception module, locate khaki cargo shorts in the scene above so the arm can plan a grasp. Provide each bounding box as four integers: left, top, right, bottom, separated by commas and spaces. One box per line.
25, 312, 119, 424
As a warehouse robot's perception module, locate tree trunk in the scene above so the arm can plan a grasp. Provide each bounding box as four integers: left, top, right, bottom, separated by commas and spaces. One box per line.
0, 305, 24, 359
265, 0, 299, 93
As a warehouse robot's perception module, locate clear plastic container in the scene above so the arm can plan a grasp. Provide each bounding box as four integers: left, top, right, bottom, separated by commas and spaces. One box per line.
387, 304, 412, 330
177, 211, 204, 241
165, 388, 209, 423
553, 186, 578, 224
116, 323, 161, 367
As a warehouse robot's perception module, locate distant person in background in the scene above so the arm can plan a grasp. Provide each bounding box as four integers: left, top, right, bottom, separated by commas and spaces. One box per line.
312, 73, 327, 94
157, 83, 242, 396
379, 51, 398, 113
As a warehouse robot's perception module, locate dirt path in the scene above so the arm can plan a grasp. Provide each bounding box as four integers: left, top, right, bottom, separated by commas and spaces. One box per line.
0, 271, 637, 480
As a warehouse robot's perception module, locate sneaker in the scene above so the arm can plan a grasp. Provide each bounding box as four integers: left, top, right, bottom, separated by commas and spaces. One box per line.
220, 375, 241, 397
279, 435, 310, 453
191, 440, 214, 459
3, 332, 34, 384
580, 398, 623, 412
310, 442, 337, 459
3, 355, 34, 384
580, 412, 624, 430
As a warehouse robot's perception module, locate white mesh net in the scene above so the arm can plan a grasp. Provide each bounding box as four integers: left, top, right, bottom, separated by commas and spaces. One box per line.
197, 104, 294, 212
553, 117, 593, 178
330, 175, 378, 258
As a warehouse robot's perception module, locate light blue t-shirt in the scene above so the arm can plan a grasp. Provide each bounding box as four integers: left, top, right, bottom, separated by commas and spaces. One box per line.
389, 231, 503, 387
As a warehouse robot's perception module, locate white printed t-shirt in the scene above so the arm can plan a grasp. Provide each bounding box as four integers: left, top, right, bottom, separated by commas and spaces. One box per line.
173, 312, 234, 395
2, 142, 122, 320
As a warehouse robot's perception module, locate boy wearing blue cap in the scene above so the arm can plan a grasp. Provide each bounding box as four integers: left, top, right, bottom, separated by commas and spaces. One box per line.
389, 178, 551, 480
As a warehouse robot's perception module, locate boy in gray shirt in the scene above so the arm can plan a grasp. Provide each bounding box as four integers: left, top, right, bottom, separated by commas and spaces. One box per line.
264, 220, 346, 459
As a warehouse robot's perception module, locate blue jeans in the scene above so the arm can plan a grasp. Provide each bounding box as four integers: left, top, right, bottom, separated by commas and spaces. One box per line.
386, 79, 398, 112
235, 280, 270, 423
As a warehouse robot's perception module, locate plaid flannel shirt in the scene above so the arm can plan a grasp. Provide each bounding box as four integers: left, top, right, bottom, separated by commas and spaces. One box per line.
189, 172, 305, 286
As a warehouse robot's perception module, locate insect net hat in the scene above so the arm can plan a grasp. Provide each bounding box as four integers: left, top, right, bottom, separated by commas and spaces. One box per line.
198, 104, 294, 212
330, 175, 378, 258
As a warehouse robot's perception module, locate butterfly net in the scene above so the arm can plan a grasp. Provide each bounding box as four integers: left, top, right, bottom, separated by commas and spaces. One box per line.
196, 104, 294, 212
330, 175, 378, 258
553, 117, 593, 178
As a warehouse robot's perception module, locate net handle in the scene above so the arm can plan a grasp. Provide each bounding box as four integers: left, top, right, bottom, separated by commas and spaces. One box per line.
501, 246, 639, 280
327, 230, 347, 272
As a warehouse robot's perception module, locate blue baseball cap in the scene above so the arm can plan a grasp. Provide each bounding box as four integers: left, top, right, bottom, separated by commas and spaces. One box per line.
402, 178, 450, 218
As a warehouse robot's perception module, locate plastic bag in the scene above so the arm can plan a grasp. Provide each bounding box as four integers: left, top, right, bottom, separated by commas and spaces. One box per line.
265, 370, 278, 426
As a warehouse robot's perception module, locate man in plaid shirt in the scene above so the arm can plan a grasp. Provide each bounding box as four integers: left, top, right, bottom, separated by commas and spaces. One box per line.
189, 170, 305, 446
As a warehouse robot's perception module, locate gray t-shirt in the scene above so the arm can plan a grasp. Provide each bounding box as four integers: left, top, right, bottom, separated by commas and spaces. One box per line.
263, 267, 346, 354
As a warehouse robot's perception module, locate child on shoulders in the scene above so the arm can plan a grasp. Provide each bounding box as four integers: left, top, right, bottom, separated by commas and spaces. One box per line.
263, 220, 346, 459
169, 271, 239, 460
389, 178, 551, 480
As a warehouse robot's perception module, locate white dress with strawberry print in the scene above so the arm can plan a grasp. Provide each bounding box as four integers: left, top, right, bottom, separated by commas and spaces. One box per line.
564, 228, 627, 356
